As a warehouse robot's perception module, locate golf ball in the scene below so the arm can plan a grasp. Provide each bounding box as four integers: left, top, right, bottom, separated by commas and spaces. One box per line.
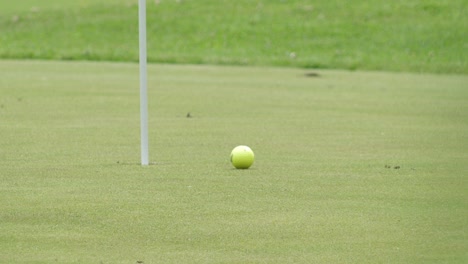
230, 145, 255, 169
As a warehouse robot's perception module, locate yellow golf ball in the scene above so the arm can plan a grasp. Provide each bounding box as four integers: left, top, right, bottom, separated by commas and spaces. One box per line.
230, 145, 255, 169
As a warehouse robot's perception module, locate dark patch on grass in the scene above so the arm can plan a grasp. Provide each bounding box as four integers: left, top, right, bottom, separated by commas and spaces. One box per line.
385, 165, 401, 169
116, 161, 156, 166
304, 72, 321, 78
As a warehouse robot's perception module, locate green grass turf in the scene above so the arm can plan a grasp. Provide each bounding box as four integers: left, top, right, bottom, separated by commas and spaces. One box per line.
0, 0, 130, 14
1, 60, 467, 263
0, 0, 467, 73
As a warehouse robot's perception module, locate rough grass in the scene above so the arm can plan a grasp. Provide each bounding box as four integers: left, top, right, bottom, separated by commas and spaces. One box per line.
1, 60, 467, 263
0, 0, 467, 73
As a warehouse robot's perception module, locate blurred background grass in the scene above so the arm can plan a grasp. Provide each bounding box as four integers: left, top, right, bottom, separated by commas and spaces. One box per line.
0, 0, 466, 73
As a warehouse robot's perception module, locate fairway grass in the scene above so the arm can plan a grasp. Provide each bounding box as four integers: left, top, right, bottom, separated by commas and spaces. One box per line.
1, 60, 467, 263
1, 0, 467, 73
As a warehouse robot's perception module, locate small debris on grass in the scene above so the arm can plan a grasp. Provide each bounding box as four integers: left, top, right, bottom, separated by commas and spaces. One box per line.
304, 72, 320, 77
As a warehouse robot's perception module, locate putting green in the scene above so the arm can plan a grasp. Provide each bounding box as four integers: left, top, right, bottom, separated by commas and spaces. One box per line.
1, 60, 467, 263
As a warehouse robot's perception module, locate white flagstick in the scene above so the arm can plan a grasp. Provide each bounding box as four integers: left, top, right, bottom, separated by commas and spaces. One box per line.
139, 0, 149, 165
